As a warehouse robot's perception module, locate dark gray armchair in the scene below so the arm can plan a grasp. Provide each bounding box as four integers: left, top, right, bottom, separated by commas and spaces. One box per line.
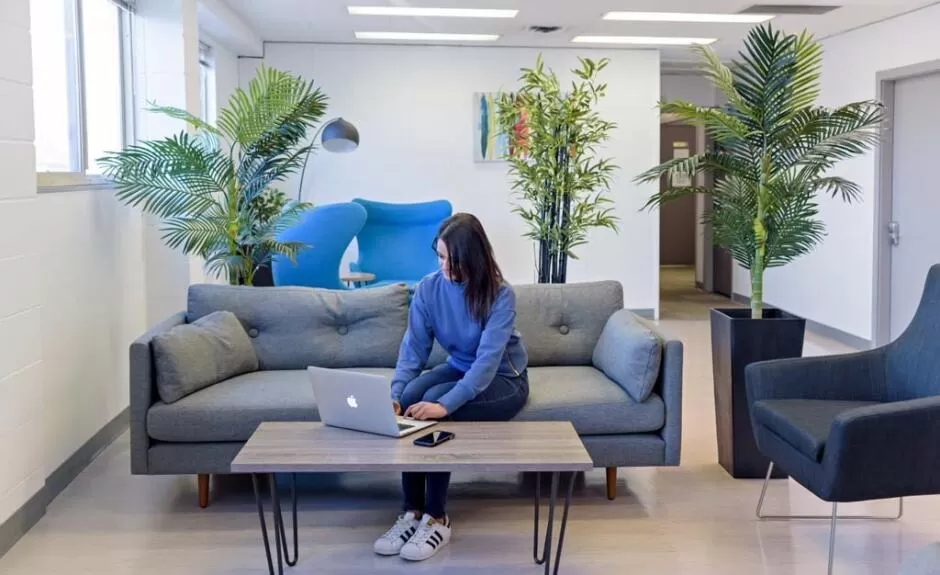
746, 264, 940, 574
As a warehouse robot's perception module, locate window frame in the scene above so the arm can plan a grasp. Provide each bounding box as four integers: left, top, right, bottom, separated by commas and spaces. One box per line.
199, 42, 216, 123
36, 0, 136, 192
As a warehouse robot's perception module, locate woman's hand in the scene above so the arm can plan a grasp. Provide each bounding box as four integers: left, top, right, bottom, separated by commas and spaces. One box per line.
405, 402, 448, 421
392, 401, 402, 416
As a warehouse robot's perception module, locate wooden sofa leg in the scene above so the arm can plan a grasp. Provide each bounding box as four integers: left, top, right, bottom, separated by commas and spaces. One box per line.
606, 467, 617, 501
198, 474, 210, 508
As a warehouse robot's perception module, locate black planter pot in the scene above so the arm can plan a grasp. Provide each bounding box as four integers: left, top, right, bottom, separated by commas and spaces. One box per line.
233, 263, 274, 286
253, 263, 274, 287
710, 307, 806, 479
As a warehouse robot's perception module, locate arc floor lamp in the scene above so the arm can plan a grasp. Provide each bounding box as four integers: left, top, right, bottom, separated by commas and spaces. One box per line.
297, 117, 360, 201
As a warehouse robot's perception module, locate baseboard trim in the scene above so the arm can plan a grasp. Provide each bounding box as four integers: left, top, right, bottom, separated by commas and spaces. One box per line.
45, 408, 129, 499
0, 484, 46, 560
731, 293, 871, 350
629, 308, 656, 320
0, 407, 129, 559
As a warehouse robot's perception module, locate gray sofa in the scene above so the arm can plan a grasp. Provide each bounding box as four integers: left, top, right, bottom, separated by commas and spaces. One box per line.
130, 281, 683, 507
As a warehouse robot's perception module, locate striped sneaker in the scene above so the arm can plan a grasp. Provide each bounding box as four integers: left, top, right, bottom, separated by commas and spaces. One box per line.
400, 514, 451, 561
374, 511, 420, 556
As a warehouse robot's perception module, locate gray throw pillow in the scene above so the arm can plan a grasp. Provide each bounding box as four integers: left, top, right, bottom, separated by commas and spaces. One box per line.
592, 309, 663, 403
153, 310, 259, 404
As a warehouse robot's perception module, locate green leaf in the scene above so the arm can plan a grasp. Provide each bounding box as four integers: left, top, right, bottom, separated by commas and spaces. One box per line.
103, 65, 321, 285
494, 55, 620, 265
635, 22, 885, 312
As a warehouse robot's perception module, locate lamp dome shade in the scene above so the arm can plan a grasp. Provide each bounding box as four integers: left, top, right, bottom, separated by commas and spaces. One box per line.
321, 118, 360, 153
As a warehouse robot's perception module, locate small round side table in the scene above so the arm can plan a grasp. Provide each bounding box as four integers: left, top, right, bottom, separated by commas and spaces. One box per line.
341, 272, 375, 288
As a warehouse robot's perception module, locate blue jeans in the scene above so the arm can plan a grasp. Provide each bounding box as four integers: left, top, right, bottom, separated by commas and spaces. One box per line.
400, 364, 529, 518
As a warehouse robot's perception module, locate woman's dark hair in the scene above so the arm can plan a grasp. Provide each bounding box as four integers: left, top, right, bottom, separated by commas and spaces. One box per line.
435, 213, 503, 323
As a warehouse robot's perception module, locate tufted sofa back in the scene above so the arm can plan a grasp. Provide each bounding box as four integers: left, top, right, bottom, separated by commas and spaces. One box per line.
186, 280, 624, 371
514, 281, 623, 366
187, 283, 410, 370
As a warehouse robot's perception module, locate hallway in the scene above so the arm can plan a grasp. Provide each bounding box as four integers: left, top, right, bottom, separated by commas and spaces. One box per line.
659, 265, 739, 321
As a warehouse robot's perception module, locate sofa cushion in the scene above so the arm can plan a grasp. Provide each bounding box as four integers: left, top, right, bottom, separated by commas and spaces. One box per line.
514, 282, 623, 367
152, 311, 259, 404
147, 368, 395, 443
187, 283, 409, 370
513, 366, 664, 435
592, 310, 662, 403
148, 365, 663, 442
752, 399, 880, 461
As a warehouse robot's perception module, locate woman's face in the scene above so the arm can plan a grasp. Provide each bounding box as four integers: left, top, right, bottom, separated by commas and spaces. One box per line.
436, 239, 451, 280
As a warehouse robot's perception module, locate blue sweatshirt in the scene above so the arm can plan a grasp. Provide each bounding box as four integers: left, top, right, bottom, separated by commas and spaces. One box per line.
391, 271, 528, 414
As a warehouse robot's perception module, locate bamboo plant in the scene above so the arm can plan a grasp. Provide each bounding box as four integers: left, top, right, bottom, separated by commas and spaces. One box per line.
495, 56, 618, 284
636, 25, 885, 318
99, 65, 328, 285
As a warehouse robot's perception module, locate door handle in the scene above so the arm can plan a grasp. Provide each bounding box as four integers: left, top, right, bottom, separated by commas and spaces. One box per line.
888, 221, 900, 246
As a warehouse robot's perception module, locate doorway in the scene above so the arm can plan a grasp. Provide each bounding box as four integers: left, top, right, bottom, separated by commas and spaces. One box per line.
659, 118, 734, 320
873, 62, 940, 345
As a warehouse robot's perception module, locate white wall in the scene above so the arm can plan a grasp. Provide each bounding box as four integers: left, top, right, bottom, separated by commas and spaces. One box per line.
244, 44, 661, 311
136, 0, 203, 323
0, 0, 209, 526
39, 192, 146, 475
0, 0, 43, 525
0, 0, 150, 525
738, 3, 940, 340
212, 40, 238, 114
661, 72, 721, 107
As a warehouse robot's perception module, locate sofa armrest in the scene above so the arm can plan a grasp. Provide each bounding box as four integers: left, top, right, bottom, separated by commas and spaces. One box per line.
659, 339, 684, 465
823, 396, 940, 501
129, 312, 187, 474
746, 348, 887, 406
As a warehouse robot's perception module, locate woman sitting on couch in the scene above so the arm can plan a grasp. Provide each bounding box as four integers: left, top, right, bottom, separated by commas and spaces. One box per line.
373, 212, 530, 562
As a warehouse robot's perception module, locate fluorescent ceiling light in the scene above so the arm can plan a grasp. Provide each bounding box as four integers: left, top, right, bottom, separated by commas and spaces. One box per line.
348, 6, 518, 18
355, 32, 500, 41
603, 11, 774, 23
572, 35, 717, 46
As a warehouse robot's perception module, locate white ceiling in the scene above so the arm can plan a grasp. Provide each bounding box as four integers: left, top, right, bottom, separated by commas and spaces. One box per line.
221, 0, 936, 62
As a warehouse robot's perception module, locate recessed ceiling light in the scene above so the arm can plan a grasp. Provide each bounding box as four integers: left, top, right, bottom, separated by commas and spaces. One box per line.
348, 6, 518, 18
571, 35, 718, 46
355, 32, 500, 42
603, 11, 774, 23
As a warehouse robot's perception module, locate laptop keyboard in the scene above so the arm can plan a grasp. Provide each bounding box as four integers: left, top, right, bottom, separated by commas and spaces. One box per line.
398, 422, 415, 431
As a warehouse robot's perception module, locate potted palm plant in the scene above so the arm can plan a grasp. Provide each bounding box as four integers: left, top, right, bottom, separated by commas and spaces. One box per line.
494, 56, 618, 284
99, 65, 328, 286
636, 25, 885, 478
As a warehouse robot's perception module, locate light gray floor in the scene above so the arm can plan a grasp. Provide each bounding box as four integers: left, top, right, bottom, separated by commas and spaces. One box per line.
0, 316, 936, 574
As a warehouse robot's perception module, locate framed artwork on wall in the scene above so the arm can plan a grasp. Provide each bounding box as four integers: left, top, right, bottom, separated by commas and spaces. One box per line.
474, 92, 529, 162
474, 92, 507, 162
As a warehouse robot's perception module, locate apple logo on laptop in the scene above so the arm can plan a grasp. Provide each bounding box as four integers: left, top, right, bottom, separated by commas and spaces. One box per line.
346, 395, 359, 409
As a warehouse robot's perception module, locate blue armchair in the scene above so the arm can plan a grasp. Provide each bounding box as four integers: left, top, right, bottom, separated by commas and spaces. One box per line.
351, 198, 452, 287
746, 264, 940, 574
272, 202, 368, 290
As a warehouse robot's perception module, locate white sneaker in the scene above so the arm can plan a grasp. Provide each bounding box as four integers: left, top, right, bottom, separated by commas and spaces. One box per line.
400, 514, 451, 562
374, 511, 420, 556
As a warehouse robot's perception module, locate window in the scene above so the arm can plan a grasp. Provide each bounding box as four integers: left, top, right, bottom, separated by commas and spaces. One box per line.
30, 0, 134, 186
199, 42, 216, 123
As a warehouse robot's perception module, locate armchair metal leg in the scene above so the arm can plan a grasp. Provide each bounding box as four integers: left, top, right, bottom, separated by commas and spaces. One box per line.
756, 462, 904, 520
828, 503, 837, 575
755, 463, 903, 575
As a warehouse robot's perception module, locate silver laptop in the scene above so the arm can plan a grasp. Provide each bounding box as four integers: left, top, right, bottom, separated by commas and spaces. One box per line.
308, 366, 436, 438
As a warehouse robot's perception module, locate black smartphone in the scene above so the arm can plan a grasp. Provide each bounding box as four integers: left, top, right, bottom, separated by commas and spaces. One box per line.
413, 430, 455, 447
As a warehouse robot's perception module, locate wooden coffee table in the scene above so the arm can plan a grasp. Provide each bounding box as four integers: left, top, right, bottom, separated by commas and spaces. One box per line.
231, 421, 593, 575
